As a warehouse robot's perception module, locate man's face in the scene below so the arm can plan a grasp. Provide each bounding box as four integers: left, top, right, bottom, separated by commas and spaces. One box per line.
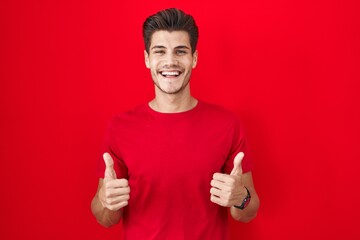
144, 30, 198, 95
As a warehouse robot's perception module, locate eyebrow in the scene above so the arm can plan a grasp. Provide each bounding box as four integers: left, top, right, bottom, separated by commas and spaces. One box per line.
174, 45, 190, 50
151, 45, 166, 50
151, 45, 190, 50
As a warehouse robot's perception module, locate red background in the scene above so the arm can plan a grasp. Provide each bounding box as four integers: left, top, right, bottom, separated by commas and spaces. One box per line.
1, 0, 359, 239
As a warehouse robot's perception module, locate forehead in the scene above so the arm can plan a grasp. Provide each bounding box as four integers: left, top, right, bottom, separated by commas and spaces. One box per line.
150, 30, 191, 49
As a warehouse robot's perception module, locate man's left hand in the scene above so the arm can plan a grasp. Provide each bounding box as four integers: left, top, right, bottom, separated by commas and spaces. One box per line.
210, 152, 248, 207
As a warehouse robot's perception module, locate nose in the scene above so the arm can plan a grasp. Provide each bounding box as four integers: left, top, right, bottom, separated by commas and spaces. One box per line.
164, 53, 178, 66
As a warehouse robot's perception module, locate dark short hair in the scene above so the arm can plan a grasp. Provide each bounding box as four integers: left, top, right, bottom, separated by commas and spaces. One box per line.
143, 8, 199, 54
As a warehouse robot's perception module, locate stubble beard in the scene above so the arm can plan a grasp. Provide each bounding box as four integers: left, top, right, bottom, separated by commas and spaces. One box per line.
153, 73, 191, 95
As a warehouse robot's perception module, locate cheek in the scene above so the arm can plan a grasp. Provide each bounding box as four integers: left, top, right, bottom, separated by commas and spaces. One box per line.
149, 59, 162, 70
185, 60, 195, 69
148, 62, 157, 72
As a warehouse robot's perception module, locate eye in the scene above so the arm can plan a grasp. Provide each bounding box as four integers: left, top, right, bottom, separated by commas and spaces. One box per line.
176, 50, 187, 55
154, 50, 165, 55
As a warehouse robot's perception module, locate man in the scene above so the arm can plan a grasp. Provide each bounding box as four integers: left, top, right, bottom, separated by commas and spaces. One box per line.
91, 8, 260, 239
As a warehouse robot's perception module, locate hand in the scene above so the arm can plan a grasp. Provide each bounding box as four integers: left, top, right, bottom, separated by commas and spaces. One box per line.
210, 152, 247, 207
98, 153, 130, 211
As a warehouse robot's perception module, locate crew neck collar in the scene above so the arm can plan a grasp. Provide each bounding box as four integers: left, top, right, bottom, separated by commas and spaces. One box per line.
145, 100, 202, 117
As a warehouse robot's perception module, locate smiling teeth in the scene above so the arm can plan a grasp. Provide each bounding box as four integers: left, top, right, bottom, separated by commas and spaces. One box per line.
161, 71, 180, 76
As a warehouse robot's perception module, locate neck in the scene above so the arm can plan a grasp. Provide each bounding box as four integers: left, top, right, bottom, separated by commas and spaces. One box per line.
149, 87, 197, 113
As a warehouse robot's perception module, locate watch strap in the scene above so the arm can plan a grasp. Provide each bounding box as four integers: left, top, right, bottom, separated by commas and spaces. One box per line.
234, 186, 251, 210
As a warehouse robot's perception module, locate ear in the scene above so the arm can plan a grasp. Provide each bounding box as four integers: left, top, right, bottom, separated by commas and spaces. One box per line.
192, 50, 198, 69
144, 50, 150, 69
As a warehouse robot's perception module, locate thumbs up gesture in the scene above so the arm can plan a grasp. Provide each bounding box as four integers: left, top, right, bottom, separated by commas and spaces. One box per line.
210, 152, 247, 207
230, 152, 244, 176
98, 153, 130, 211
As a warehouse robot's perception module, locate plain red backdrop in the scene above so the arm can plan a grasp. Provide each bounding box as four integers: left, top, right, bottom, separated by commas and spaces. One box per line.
1, 0, 359, 239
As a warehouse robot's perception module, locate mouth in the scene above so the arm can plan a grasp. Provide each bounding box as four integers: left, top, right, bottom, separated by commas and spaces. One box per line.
159, 70, 182, 78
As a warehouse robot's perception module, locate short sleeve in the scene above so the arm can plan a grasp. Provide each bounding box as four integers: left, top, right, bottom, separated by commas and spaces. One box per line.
96, 118, 129, 179
222, 117, 253, 174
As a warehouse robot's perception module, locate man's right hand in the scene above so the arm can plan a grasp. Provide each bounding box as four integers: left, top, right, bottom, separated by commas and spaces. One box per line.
98, 152, 130, 211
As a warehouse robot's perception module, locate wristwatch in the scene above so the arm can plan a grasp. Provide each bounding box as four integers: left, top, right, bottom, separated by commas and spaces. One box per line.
234, 186, 251, 210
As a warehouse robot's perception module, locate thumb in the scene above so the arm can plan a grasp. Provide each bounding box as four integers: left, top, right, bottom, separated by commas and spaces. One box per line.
103, 152, 117, 180
230, 152, 244, 176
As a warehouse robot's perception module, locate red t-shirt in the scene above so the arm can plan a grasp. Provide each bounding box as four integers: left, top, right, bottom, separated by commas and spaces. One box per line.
97, 101, 253, 239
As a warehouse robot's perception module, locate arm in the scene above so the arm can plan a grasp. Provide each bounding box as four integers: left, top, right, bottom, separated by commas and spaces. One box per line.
229, 172, 260, 222
91, 179, 123, 227
91, 153, 130, 227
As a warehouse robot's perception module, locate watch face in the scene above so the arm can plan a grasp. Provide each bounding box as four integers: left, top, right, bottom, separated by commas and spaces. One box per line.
242, 197, 250, 209
240, 187, 251, 209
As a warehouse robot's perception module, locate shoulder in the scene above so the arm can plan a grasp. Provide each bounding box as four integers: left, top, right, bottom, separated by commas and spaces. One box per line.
198, 100, 239, 123
107, 103, 149, 129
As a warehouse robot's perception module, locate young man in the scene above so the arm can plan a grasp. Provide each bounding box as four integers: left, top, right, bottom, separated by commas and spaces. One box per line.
91, 8, 260, 239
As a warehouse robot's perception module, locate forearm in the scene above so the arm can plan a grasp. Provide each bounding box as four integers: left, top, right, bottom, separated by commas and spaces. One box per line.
230, 188, 260, 223
91, 193, 122, 227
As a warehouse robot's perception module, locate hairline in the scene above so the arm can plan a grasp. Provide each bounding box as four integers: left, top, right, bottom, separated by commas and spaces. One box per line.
147, 30, 194, 53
